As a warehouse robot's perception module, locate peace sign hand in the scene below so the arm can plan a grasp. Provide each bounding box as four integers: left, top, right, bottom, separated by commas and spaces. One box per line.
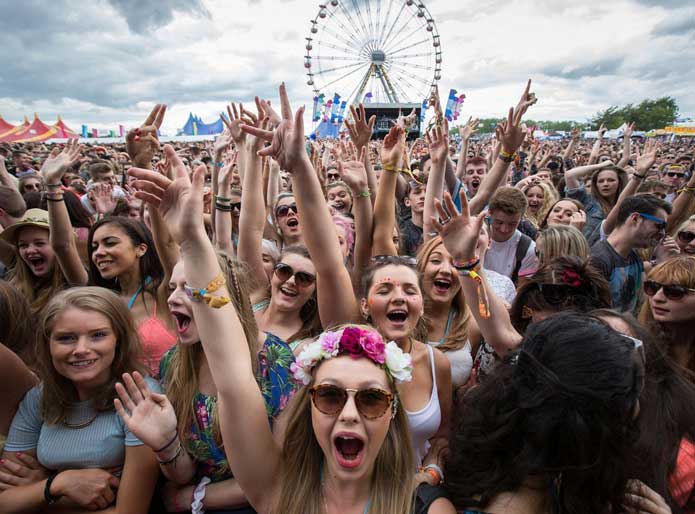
126, 104, 166, 168
114, 371, 178, 452
431, 189, 486, 263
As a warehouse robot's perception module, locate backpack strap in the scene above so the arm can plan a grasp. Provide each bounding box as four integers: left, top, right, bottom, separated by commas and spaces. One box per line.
413, 484, 449, 514
511, 233, 533, 284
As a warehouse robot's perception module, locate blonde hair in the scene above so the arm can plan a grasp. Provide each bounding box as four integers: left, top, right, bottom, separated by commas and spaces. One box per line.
274, 325, 414, 514
676, 214, 695, 235
519, 181, 559, 228
536, 225, 589, 266
164, 255, 260, 455
36, 287, 146, 424
416, 237, 471, 351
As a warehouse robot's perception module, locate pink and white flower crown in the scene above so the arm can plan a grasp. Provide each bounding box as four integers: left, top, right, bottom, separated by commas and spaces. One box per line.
290, 326, 413, 385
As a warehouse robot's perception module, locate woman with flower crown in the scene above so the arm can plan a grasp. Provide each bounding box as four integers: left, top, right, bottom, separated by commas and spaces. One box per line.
126, 83, 456, 514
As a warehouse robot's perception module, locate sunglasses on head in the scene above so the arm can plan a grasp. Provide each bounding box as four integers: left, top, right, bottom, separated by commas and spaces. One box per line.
275, 203, 298, 218
310, 384, 396, 420
644, 280, 695, 300
677, 231, 695, 244
273, 262, 316, 288
637, 212, 667, 231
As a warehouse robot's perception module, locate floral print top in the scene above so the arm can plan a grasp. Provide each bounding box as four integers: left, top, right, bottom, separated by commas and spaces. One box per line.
159, 333, 299, 483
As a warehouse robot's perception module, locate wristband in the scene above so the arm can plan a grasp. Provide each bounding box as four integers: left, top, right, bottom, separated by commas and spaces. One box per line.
154, 432, 178, 453
156, 442, 183, 465
216, 161, 225, 168
424, 464, 444, 483
677, 186, 695, 194
215, 203, 232, 212
190, 477, 211, 514
215, 195, 231, 203
184, 273, 231, 309
498, 152, 516, 163
453, 258, 480, 271
44, 472, 62, 504
632, 173, 646, 180
419, 467, 441, 485
457, 265, 491, 319
358, 190, 371, 198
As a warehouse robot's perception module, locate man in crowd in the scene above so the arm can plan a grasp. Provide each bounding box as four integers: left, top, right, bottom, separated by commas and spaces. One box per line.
462, 156, 487, 198
590, 194, 671, 312
659, 163, 687, 202
484, 186, 539, 284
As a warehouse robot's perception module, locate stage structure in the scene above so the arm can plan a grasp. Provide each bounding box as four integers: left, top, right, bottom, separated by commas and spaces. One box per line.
305, 0, 442, 139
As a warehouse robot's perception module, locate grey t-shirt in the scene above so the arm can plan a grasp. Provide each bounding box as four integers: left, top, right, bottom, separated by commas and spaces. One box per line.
5, 380, 159, 470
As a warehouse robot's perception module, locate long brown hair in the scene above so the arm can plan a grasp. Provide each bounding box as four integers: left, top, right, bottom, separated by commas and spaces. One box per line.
163, 255, 260, 452
416, 237, 471, 351
591, 165, 628, 217
638, 256, 695, 376
35, 287, 146, 425
275, 325, 414, 514
8, 227, 69, 315
0, 280, 36, 364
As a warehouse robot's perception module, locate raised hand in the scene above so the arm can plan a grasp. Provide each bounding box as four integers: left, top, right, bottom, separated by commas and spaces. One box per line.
623, 480, 672, 514
221, 103, 247, 146
92, 183, 117, 215
257, 98, 282, 129
218, 151, 238, 193
597, 123, 608, 139
213, 130, 233, 155
40, 138, 81, 184
458, 117, 479, 140
345, 103, 376, 149
636, 138, 658, 175
126, 104, 166, 168
431, 190, 486, 262
337, 146, 368, 194
654, 235, 680, 263
380, 124, 406, 168
514, 79, 537, 120
240, 83, 308, 173
129, 144, 206, 245
498, 107, 527, 155
426, 118, 449, 164
114, 371, 178, 452
624, 121, 635, 140
571, 126, 581, 141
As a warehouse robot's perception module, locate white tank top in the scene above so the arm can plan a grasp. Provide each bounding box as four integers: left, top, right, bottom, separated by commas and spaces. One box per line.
405, 345, 441, 466
429, 340, 472, 388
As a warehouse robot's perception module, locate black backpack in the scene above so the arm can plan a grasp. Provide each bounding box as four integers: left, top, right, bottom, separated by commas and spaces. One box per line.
511, 233, 533, 284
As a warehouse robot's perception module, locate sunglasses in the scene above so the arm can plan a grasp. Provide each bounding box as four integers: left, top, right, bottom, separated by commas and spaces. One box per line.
310, 384, 396, 420
273, 262, 316, 288
231, 202, 241, 212
327, 173, 340, 181
666, 171, 685, 178
643, 280, 695, 301
637, 212, 667, 231
275, 203, 298, 218
677, 231, 695, 244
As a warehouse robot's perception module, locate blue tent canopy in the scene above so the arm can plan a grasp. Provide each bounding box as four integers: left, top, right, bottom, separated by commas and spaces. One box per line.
179, 113, 226, 136
313, 120, 341, 139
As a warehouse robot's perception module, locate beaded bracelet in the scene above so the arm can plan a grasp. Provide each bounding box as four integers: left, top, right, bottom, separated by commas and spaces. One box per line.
452, 257, 480, 271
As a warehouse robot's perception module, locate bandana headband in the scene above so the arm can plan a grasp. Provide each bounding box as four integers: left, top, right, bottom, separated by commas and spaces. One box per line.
290, 326, 413, 385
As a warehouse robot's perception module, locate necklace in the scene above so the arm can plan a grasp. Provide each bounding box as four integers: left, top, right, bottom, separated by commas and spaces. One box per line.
63, 410, 98, 429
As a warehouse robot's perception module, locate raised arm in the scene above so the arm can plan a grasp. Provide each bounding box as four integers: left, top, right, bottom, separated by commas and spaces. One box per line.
603, 140, 656, 236
266, 158, 280, 215
371, 125, 406, 256
237, 100, 272, 293
456, 117, 479, 179
128, 162, 280, 513
562, 127, 580, 162
588, 124, 607, 164
432, 190, 523, 355
242, 83, 358, 326
564, 160, 614, 190
345, 103, 378, 202
336, 147, 373, 284
214, 153, 238, 256
617, 123, 634, 168
40, 140, 88, 286
210, 129, 234, 239
423, 119, 449, 240
668, 170, 695, 232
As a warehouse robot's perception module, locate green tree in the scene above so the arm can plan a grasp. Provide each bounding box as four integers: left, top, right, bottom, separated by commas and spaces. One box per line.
589, 97, 678, 131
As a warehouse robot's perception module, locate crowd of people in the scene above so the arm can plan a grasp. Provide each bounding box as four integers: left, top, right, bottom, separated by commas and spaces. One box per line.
0, 79, 693, 514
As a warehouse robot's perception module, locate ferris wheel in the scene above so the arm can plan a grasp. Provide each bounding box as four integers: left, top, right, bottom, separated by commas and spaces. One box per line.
304, 0, 442, 106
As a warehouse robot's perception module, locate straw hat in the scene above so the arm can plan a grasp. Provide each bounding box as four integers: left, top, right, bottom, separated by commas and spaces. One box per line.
0, 208, 50, 244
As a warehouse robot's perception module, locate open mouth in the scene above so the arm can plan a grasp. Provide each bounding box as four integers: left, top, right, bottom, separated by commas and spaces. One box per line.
96, 260, 113, 270
386, 309, 408, 325
69, 359, 97, 368
27, 255, 46, 270
279, 285, 298, 298
172, 311, 192, 334
333, 435, 365, 469
332, 201, 345, 210
433, 278, 452, 294
471, 178, 480, 188
287, 218, 299, 228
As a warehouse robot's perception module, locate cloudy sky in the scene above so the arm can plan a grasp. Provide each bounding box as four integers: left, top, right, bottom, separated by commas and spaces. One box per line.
0, 0, 693, 135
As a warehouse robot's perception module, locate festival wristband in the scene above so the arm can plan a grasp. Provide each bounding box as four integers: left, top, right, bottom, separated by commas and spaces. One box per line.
216, 161, 225, 168
358, 190, 372, 198
190, 477, 211, 514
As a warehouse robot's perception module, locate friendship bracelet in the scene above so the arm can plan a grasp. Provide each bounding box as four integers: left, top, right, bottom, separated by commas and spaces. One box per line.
215, 204, 233, 212
185, 273, 231, 309
677, 186, 695, 194
457, 265, 491, 319
452, 258, 480, 271
215, 195, 231, 202
632, 173, 646, 180
154, 432, 179, 453
156, 442, 183, 465
46, 196, 64, 202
